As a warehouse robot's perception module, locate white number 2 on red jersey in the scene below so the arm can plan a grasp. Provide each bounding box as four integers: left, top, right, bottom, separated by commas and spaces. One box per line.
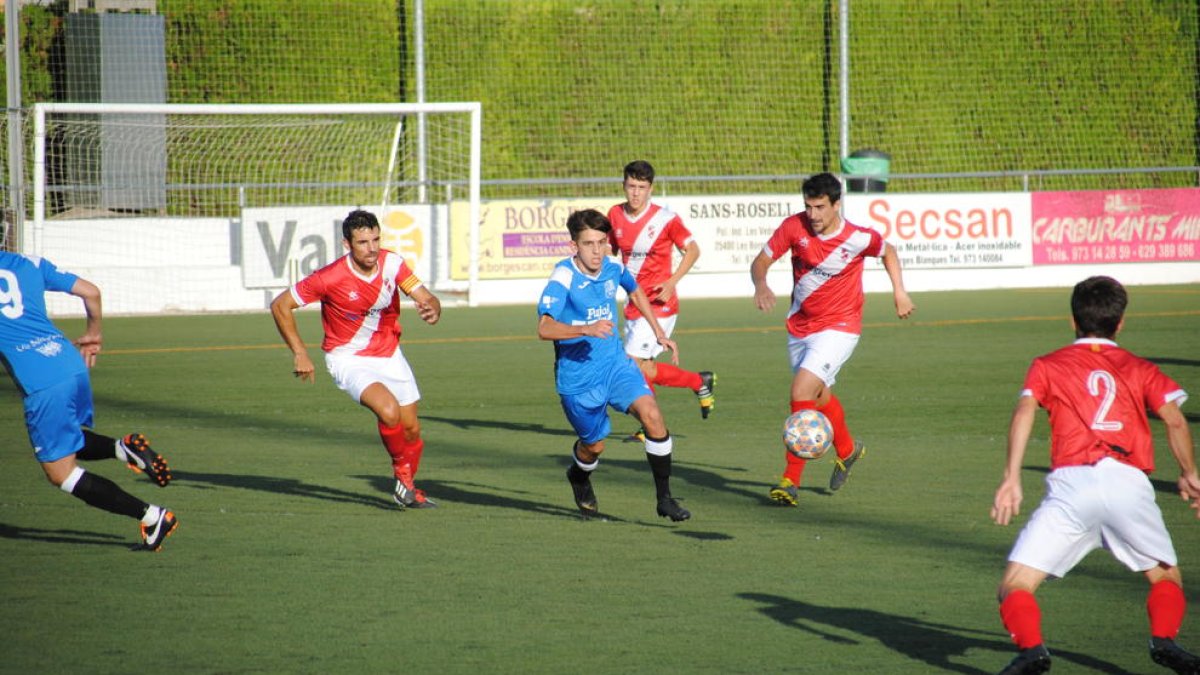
1087, 369, 1123, 431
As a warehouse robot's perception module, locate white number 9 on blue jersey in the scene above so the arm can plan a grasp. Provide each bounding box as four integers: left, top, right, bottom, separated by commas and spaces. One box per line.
0, 269, 25, 319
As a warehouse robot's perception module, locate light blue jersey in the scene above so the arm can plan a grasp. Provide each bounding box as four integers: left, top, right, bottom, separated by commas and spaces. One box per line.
538, 256, 638, 395
0, 252, 86, 396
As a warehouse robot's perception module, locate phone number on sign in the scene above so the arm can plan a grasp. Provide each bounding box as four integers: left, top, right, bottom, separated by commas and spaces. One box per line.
1064, 241, 1196, 262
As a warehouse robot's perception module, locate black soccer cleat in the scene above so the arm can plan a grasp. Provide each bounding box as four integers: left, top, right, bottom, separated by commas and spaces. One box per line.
1150, 637, 1200, 674
695, 371, 716, 419
998, 645, 1051, 675
120, 433, 172, 487
136, 509, 178, 552
656, 497, 691, 522
567, 465, 598, 518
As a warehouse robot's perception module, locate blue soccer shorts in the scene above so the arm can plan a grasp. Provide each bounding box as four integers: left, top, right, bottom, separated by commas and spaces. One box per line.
559, 357, 653, 444
25, 372, 94, 463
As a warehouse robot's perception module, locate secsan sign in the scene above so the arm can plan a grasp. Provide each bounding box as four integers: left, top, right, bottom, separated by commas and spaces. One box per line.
843, 192, 1033, 268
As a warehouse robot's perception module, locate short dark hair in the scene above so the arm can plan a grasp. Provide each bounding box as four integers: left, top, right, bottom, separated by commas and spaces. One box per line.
802, 172, 843, 205
342, 209, 380, 241
1071, 275, 1127, 338
623, 160, 655, 184
566, 208, 611, 241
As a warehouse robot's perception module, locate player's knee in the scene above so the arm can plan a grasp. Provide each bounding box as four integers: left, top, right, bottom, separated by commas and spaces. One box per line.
402, 421, 422, 442
638, 359, 656, 380
578, 440, 603, 462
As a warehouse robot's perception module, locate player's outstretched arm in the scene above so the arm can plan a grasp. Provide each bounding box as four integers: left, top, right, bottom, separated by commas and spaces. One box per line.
270, 290, 315, 382
992, 396, 1038, 526
411, 286, 441, 325
537, 313, 613, 342
69, 277, 103, 368
881, 244, 915, 319
1158, 401, 1200, 518
750, 251, 777, 312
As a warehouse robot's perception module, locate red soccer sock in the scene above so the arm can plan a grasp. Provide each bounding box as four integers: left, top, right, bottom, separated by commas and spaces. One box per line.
653, 363, 703, 391
999, 590, 1044, 650
378, 422, 408, 478
1147, 579, 1186, 639
782, 400, 818, 484
403, 437, 425, 476
820, 394, 855, 459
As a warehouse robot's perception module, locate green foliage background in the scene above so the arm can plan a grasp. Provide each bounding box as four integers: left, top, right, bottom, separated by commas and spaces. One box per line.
1, 0, 1197, 198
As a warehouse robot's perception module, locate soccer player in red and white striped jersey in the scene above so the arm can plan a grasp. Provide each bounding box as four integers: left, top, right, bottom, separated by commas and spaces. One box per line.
608, 161, 715, 427
991, 276, 1200, 674
750, 172, 914, 506
271, 209, 442, 509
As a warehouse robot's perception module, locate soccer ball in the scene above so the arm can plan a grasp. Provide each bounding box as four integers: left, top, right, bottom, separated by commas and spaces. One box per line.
783, 409, 833, 459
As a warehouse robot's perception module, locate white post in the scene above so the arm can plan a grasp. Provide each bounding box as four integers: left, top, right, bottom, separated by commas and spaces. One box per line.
468, 103, 482, 307
415, 0, 428, 203
6, 2, 25, 251
32, 105, 44, 257
838, 0, 850, 161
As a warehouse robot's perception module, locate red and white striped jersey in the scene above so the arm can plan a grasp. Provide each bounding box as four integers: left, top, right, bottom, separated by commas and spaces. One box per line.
290, 249, 424, 356
607, 202, 694, 320
1021, 338, 1188, 473
763, 214, 885, 338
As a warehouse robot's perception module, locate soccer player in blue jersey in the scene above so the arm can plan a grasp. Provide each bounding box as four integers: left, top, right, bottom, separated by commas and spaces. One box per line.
537, 208, 691, 521
0, 252, 177, 551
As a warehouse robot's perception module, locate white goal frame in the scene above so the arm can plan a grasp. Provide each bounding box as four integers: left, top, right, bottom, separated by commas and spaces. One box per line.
32, 101, 484, 306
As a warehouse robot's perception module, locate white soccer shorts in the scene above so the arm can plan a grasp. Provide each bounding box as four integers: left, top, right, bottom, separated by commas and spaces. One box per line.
787, 329, 861, 388
1008, 457, 1178, 578
325, 348, 420, 406
623, 315, 678, 360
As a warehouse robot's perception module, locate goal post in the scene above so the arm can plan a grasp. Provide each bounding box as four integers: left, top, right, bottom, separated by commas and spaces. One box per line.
31, 101, 483, 309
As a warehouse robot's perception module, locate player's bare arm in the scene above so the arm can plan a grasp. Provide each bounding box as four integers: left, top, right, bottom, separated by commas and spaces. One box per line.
652, 241, 700, 304
411, 286, 441, 325
1158, 401, 1200, 517
270, 290, 316, 382
69, 277, 103, 368
750, 251, 777, 312
881, 243, 915, 319
992, 396, 1038, 526
537, 313, 613, 341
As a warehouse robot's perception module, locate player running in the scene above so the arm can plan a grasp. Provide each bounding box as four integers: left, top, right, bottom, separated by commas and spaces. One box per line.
750, 172, 914, 506
538, 208, 690, 522
608, 160, 715, 431
271, 209, 442, 509
0, 252, 176, 551
991, 276, 1200, 675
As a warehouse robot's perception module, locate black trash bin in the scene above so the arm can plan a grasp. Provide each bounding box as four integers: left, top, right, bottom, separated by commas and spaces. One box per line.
840, 149, 891, 193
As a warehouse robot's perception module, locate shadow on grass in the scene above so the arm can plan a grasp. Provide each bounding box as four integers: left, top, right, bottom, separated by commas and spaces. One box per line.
738, 592, 1135, 674
357, 474, 607, 521
0, 522, 130, 548
599, 455, 833, 504
172, 471, 394, 510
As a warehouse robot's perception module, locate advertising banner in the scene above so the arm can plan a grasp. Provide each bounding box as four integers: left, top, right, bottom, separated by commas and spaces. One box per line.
241, 205, 436, 288
842, 193, 1032, 269
449, 198, 611, 280
1031, 188, 1200, 265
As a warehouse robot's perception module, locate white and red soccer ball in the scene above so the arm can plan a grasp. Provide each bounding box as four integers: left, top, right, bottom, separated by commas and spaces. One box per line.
783, 409, 834, 459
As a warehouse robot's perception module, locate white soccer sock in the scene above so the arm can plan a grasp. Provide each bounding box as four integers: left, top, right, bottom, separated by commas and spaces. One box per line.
60, 466, 86, 493
644, 434, 673, 456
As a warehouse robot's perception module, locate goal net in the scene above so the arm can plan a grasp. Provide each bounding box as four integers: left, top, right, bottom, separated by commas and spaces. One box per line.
30, 102, 482, 313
